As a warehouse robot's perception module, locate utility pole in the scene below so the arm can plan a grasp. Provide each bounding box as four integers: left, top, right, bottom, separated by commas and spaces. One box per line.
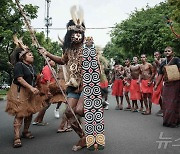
45, 0, 52, 43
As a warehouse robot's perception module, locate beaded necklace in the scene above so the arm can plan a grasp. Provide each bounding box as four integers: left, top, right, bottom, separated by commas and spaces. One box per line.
21, 62, 35, 86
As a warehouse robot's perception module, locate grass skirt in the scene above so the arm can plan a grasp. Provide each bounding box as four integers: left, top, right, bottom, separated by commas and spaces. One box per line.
6, 83, 47, 117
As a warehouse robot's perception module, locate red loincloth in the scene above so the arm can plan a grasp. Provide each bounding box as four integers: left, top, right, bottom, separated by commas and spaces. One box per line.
123, 80, 131, 92
100, 80, 108, 89
112, 79, 123, 96
141, 79, 153, 94
129, 79, 142, 100
152, 80, 163, 105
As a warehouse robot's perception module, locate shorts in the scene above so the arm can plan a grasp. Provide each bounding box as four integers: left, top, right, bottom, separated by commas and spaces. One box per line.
67, 92, 81, 99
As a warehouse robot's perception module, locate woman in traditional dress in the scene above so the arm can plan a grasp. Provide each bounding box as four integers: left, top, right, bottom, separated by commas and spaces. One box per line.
5, 36, 47, 148
154, 46, 180, 128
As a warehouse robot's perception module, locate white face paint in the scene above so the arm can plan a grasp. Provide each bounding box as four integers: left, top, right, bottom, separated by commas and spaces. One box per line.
71, 32, 83, 43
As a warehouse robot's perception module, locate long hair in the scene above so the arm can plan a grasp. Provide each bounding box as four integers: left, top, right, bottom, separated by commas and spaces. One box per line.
10, 47, 24, 65
63, 20, 85, 50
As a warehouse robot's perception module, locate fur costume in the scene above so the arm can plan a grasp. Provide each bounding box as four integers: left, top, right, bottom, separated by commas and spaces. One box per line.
61, 6, 85, 92
6, 36, 48, 117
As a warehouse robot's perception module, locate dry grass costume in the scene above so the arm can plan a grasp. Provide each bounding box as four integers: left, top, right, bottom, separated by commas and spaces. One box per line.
32, 60, 67, 125
5, 36, 47, 148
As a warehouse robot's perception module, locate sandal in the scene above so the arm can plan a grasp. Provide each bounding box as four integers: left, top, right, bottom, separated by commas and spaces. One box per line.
119, 105, 123, 110
132, 109, 138, 112
72, 145, 83, 151
13, 138, 22, 148
22, 131, 34, 139
141, 111, 151, 115
57, 128, 73, 133
124, 107, 131, 111
36, 122, 48, 126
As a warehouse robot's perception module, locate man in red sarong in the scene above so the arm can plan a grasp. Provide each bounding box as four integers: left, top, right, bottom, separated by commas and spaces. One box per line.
140, 54, 155, 115
152, 51, 164, 116
111, 63, 124, 110
154, 46, 180, 128
123, 59, 131, 110
129, 57, 143, 112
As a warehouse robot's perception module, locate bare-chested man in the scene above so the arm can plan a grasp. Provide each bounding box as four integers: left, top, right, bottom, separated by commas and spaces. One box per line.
123, 59, 131, 110
140, 54, 155, 115
129, 57, 143, 112
152, 51, 164, 116
111, 63, 124, 110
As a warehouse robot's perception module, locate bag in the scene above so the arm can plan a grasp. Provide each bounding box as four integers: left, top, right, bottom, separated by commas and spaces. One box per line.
164, 65, 180, 82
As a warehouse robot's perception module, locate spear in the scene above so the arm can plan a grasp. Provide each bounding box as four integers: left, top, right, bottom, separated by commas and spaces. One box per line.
15, 0, 83, 132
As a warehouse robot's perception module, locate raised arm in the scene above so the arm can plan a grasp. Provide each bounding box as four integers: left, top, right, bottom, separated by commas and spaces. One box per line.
38, 47, 68, 65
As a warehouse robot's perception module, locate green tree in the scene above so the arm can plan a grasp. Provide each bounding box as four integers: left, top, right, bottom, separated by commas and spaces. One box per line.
104, 2, 180, 63
0, 1, 62, 84
168, 0, 180, 23
0, 0, 39, 83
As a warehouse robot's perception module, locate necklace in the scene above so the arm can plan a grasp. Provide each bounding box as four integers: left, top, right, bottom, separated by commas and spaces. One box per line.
21, 62, 35, 86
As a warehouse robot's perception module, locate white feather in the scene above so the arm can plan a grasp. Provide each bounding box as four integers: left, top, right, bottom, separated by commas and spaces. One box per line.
70, 5, 78, 25
77, 6, 84, 25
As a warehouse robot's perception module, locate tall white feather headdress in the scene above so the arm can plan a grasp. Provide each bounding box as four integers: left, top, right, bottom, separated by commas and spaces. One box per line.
70, 5, 84, 26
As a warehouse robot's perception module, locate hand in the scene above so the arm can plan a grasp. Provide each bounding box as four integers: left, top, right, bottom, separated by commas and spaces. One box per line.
38, 47, 48, 56
148, 81, 152, 86
137, 80, 140, 84
30, 87, 39, 95
154, 85, 157, 91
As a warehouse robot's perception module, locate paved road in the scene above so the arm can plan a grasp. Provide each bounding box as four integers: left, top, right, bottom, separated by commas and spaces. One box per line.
0, 93, 179, 154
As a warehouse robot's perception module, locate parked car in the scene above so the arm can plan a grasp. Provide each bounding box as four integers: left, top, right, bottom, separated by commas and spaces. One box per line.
1, 84, 10, 89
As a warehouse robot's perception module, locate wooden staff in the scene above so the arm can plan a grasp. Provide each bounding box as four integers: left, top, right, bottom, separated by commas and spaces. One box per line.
15, 0, 83, 131
165, 16, 180, 39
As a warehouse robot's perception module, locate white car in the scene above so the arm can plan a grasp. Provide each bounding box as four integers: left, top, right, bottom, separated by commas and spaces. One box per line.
2, 84, 10, 89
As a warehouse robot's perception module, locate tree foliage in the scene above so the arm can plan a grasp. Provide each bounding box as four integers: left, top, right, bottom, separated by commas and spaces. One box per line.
168, 0, 180, 23
104, 2, 180, 64
0, 0, 62, 84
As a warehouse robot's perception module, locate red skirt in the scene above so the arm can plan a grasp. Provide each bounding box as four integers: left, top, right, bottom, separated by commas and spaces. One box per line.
141, 79, 153, 94
152, 80, 163, 104
123, 80, 131, 92
100, 80, 108, 89
129, 79, 142, 100
112, 79, 123, 96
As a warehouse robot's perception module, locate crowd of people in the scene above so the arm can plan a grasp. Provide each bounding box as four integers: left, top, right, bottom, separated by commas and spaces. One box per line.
108, 47, 180, 129
5, 38, 180, 151
4, 5, 179, 151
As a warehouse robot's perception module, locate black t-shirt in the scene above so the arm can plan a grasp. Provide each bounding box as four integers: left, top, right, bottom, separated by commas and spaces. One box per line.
13, 62, 36, 86
159, 57, 180, 75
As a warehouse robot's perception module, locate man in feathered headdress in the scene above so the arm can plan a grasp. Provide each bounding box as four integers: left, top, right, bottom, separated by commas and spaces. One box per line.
39, 5, 86, 151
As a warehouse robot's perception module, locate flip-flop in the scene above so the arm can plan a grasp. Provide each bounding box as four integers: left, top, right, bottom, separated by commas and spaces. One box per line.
66, 128, 73, 132
124, 107, 131, 111
132, 109, 138, 112
36, 122, 48, 126
141, 112, 151, 115
22, 131, 34, 139
13, 138, 22, 148
57, 128, 73, 133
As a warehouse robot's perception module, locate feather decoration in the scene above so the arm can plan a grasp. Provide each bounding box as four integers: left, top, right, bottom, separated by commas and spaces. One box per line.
70, 5, 78, 25
77, 6, 84, 25
70, 5, 84, 25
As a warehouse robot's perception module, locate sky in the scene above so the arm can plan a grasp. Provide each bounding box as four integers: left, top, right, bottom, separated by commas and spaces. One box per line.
21, 0, 165, 48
